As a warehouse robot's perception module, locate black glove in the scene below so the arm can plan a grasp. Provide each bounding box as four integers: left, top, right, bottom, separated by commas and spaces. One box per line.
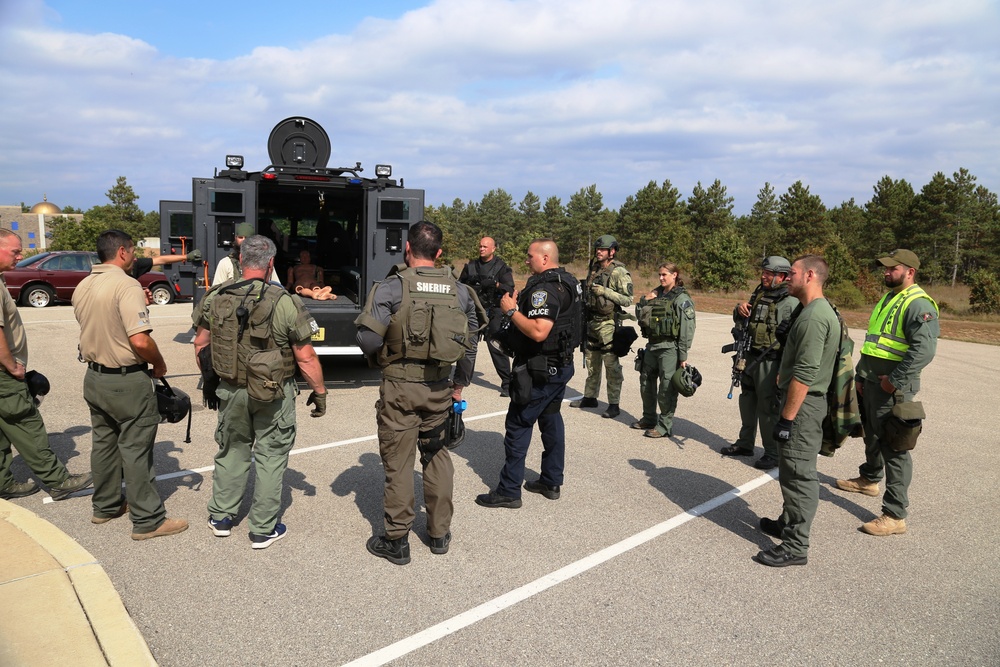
773, 417, 794, 444
307, 391, 327, 418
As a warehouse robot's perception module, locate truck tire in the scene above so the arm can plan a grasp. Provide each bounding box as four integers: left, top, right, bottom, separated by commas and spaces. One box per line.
150, 283, 175, 305
22, 285, 55, 308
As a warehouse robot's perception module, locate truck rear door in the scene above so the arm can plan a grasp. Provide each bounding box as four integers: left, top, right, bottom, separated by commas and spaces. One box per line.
364, 188, 425, 296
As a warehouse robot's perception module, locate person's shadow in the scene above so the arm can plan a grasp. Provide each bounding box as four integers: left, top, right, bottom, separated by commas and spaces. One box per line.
281, 466, 316, 512
630, 458, 771, 548
668, 417, 732, 452
449, 422, 508, 491
153, 439, 205, 500
330, 452, 385, 533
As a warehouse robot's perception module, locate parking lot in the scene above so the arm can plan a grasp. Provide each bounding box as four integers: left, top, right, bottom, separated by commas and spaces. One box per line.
8, 302, 1000, 666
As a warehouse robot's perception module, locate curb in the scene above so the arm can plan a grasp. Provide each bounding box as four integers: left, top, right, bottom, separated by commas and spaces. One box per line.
0, 499, 157, 666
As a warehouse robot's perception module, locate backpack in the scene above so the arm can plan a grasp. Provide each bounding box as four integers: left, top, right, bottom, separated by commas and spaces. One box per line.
820, 302, 865, 456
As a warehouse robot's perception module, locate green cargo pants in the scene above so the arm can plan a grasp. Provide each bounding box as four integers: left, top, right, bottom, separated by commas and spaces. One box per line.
736, 355, 781, 458
84, 368, 165, 533
638, 345, 680, 437
0, 372, 69, 490
858, 378, 914, 520
776, 393, 826, 557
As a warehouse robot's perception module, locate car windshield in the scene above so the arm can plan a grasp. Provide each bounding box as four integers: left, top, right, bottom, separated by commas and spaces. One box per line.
15, 253, 50, 268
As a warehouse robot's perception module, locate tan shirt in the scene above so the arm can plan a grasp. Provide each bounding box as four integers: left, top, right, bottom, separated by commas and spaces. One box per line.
73, 264, 152, 367
0, 277, 28, 366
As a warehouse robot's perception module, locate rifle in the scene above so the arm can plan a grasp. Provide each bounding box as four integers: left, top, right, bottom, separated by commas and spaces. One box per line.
722, 312, 752, 399
580, 257, 595, 368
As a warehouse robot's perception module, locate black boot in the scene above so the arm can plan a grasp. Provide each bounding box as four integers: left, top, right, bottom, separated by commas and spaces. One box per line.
601, 404, 620, 419
366, 534, 411, 565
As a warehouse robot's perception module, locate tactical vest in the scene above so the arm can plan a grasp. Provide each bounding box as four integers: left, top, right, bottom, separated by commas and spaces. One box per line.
464, 258, 507, 310
587, 260, 626, 318
508, 268, 581, 366
209, 280, 296, 395
378, 266, 471, 381
747, 284, 790, 350
638, 287, 687, 340
860, 285, 938, 362
227, 253, 242, 281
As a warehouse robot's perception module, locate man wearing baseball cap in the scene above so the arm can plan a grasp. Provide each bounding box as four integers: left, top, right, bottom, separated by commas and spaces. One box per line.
212, 223, 280, 286
835, 249, 939, 536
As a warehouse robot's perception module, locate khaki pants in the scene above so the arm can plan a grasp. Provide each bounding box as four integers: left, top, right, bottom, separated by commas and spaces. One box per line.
377, 379, 454, 540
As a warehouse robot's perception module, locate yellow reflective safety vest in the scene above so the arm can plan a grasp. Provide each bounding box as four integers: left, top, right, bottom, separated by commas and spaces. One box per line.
860, 285, 938, 361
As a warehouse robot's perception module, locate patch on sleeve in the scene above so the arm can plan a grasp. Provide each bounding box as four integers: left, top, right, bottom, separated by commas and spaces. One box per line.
531, 290, 548, 308
921, 312, 937, 322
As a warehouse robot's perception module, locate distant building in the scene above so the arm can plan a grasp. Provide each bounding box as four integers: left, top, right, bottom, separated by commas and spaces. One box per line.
0, 195, 84, 250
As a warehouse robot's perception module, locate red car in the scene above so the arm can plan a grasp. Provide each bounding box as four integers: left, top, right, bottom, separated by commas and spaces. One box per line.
3, 251, 178, 308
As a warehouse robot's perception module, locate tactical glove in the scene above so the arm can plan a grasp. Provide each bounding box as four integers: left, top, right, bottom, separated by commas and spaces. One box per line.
773, 417, 793, 444
307, 391, 327, 418
186, 249, 203, 262
590, 284, 606, 297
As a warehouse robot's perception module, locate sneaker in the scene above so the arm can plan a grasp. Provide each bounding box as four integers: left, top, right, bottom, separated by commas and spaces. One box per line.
753, 454, 778, 470
631, 420, 655, 430
367, 534, 411, 565
429, 532, 452, 555
861, 513, 907, 536
755, 545, 808, 568
0, 480, 39, 500
569, 397, 598, 408
49, 472, 94, 501
250, 523, 287, 549
601, 404, 620, 419
720, 445, 754, 457
524, 479, 560, 500
759, 517, 785, 539
92, 501, 129, 524
209, 516, 233, 537
836, 476, 881, 497
132, 517, 189, 541
475, 490, 522, 509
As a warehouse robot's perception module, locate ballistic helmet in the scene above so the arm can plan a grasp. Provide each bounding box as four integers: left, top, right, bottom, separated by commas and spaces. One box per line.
595, 235, 619, 251
25, 370, 50, 405
671, 365, 703, 398
762, 256, 791, 274
155, 379, 191, 424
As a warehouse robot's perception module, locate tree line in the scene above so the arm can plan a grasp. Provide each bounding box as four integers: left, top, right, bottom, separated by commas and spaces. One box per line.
425, 168, 1000, 306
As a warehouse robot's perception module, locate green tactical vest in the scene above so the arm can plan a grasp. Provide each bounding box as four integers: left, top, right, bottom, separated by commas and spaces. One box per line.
209, 280, 296, 393
747, 285, 791, 350
377, 266, 471, 382
638, 287, 687, 340
587, 260, 626, 318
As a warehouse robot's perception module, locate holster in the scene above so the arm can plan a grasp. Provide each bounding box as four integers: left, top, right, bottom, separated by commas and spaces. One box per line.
883, 391, 925, 452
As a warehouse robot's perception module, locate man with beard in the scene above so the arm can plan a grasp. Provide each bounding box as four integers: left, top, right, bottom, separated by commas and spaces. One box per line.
835, 249, 938, 536
721, 256, 799, 469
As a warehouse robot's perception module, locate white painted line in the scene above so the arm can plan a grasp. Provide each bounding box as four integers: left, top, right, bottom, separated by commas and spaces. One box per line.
340, 469, 778, 667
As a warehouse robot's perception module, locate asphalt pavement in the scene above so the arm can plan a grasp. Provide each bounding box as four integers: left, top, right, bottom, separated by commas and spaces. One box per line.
3, 302, 998, 666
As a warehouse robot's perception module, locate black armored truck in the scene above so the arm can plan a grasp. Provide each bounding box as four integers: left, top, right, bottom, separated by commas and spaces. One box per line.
159, 117, 424, 355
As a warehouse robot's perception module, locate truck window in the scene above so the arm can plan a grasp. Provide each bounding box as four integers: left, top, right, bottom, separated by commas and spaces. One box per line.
210, 191, 244, 214
169, 211, 194, 238
379, 200, 410, 221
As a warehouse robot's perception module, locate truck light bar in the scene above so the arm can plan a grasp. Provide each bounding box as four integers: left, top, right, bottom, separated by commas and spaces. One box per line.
294, 174, 331, 182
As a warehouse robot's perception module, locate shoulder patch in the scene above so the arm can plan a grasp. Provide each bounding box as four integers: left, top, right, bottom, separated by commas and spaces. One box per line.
531, 290, 548, 308
921, 312, 937, 322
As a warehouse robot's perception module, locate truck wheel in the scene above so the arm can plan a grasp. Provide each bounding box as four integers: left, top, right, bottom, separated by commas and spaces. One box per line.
23, 285, 55, 308
150, 284, 175, 305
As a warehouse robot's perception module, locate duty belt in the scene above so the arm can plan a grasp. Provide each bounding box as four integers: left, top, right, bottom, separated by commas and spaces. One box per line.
87, 362, 149, 375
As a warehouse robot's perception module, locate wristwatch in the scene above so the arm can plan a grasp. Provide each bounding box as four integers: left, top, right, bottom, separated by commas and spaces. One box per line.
505, 307, 517, 318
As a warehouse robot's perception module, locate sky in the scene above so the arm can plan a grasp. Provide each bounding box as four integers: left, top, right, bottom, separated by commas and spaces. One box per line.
1, 0, 998, 217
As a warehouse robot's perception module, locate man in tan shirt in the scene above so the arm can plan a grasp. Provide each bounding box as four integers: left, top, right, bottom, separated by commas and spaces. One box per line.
0, 229, 92, 500
73, 230, 187, 540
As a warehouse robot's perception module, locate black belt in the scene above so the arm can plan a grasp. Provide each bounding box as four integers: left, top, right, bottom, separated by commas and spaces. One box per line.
87, 362, 149, 375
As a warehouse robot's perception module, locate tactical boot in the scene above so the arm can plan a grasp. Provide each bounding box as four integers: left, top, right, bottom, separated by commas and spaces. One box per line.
132, 518, 189, 541
570, 397, 598, 409
49, 472, 94, 501
429, 532, 451, 555
367, 535, 411, 565
836, 476, 881, 497
601, 404, 620, 419
0, 480, 39, 500
524, 480, 560, 500
861, 513, 907, 536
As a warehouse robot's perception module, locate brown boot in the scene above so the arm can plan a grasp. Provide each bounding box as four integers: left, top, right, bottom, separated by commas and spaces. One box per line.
861, 513, 907, 536
92, 502, 129, 524
132, 517, 189, 541
835, 476, 880, 497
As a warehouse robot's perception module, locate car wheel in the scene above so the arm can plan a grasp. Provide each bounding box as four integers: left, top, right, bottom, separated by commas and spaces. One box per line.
23, 285, 55, 308
150, 284, 175, 305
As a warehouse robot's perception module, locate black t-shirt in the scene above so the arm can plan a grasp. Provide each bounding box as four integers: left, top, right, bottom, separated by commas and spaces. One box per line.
131, 257, 154, 279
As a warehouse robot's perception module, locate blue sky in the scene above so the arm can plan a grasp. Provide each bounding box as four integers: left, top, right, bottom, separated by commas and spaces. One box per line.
1, 0, 997, 217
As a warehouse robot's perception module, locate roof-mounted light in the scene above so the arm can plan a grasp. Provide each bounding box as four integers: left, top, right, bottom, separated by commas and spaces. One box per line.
375, 164, 392, 178
225, 155, 244, 169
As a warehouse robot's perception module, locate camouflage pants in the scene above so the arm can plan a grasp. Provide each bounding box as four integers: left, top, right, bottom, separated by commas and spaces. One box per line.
583, 348, 623, 404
